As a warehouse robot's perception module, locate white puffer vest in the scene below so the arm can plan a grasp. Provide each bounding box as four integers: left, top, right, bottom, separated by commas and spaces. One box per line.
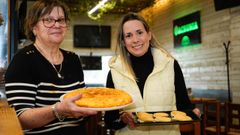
109, 48, 180, 135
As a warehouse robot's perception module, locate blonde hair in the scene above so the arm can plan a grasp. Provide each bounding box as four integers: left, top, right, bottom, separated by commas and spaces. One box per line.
115, 12, 172, 80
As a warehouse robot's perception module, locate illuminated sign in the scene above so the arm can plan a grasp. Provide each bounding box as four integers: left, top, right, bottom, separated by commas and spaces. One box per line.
173, 11, 201, 48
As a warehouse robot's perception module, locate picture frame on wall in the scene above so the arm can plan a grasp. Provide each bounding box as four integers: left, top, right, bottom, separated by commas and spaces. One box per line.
173, 11, 201, 48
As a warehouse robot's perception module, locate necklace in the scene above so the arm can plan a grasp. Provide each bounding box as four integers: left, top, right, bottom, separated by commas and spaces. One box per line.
51, 63, 64, 79
34, 43, 64, 79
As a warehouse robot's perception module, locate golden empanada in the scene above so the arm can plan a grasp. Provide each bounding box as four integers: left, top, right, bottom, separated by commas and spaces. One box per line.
63, 88, 133, 108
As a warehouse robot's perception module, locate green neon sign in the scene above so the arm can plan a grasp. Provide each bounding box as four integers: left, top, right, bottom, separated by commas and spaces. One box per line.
181, 35, 190, 46
174, 21, 199, 36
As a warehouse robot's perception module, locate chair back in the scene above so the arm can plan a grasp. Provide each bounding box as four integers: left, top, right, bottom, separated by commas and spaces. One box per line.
225, 102, 240, 133
203, 100, 222, 135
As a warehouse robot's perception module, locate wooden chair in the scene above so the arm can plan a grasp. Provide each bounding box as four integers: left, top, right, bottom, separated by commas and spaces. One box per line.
225, 102, 240, 135
203, 100, 225, 135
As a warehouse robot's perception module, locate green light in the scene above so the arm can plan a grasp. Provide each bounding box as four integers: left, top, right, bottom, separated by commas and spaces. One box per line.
174, 21, 199, 36
181, 36, 190, 46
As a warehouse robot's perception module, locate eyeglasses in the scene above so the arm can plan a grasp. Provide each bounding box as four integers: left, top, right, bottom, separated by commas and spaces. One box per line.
42, 17, 68, 28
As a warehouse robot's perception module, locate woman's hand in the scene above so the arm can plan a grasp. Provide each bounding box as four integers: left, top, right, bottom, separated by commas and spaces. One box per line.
120, 112, 136, 129
192, 108, 201, 118
57, 94, 98, 118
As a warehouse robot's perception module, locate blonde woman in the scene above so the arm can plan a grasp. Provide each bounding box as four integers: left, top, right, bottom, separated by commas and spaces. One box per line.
104, 12, 200, 135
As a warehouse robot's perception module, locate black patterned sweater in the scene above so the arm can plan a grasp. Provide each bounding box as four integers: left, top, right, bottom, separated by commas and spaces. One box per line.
5, 44, 88, 135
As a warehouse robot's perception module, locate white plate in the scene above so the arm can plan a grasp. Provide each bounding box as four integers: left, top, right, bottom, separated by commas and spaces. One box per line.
76, 102, 134, 111
59, 93, 134, 111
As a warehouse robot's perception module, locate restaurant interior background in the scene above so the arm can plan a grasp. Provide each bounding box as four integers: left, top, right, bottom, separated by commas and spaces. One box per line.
0, 0, 240, 104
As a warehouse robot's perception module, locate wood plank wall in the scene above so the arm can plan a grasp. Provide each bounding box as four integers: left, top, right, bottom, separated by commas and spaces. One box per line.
140, 0, 240, 103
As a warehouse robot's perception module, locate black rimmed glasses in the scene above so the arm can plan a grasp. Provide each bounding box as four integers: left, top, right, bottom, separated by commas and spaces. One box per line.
42, 17, 68, 28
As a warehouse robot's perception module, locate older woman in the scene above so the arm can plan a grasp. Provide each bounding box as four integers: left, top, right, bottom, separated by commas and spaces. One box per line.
104, 12, 201, 135
5, 0, 97, 134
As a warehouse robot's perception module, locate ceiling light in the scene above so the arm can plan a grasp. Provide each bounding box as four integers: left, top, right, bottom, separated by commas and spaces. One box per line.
88, 0, 110, 15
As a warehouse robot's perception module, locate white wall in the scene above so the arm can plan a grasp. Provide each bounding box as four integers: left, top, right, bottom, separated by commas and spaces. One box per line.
83, 56, 111, 86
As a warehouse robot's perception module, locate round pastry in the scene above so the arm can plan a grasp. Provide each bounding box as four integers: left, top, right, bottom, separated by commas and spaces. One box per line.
63, 87, 133, 108
170, 111, 187, 117
170, 110, 192, 121
172, 115, 192, 121
136, 112, 154, 122
154, 116, 171, 122
153, 112, 169, 117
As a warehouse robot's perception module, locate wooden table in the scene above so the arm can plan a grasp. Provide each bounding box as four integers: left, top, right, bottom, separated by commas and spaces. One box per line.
0, 98, 9, 107
191, 97, 216, 104
191, 97, 217, 113
190, 97, 223, 135
0, 100, 23, 135
180, 121, 201, 135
